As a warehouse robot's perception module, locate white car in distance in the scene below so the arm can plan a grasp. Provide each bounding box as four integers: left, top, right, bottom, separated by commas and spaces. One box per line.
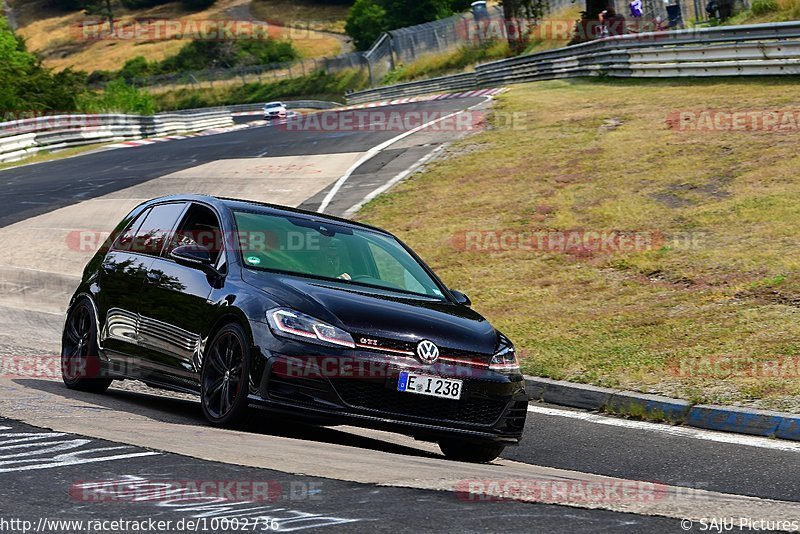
263, 102, 288, 120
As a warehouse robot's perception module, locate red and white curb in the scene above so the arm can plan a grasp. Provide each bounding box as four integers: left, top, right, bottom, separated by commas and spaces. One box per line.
338, 88, 506, 111
105, 122, 258, 149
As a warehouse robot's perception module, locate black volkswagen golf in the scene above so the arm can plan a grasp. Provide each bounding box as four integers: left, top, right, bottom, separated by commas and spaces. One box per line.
61, 195, 527, 462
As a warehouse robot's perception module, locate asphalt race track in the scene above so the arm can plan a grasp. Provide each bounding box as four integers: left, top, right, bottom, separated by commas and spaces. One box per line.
1, 95, 799, 533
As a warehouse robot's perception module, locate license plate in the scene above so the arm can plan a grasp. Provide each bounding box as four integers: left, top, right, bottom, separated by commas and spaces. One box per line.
397, 372, 462, 400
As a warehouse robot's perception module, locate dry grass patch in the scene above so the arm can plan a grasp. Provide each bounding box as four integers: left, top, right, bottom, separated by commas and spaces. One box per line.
357, 78, 800, 412
251, 0, 350, 34
14, 0, 342, 73
0, 143, 110, 170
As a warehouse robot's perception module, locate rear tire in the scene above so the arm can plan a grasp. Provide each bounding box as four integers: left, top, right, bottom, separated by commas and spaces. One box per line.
200, 323, 252, 427
61, 299, 112, 393
438, 438, 505, 463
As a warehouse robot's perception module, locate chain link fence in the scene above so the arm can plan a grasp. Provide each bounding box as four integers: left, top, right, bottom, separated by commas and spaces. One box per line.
125, 52, 366, 93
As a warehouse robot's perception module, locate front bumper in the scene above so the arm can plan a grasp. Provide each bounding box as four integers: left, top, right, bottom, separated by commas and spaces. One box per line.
249, 339, 528, 444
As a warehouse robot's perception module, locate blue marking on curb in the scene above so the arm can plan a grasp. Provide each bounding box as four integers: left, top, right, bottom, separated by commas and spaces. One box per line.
524, 375, 800, 442
686, 407, 782, 437
776, 418, 800, 440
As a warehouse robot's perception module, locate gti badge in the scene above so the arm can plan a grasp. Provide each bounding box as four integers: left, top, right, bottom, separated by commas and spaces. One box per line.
416, 339, 439, 364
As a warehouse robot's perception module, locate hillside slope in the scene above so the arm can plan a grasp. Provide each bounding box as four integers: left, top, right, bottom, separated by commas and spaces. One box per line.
10, 0, 349, 73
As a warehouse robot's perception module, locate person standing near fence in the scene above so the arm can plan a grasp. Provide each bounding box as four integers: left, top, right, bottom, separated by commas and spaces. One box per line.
599, 7, 627, 37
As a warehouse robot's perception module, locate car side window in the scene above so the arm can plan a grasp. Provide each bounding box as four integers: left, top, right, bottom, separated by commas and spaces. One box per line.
167, 204, 223, 264
123, 203, 187, 256
111, 208, 150, 252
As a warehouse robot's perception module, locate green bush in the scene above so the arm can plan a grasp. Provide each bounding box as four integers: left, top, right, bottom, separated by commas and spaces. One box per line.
157, 39, 298, 73
751, 0, 779, 14
118, 56, 154, 83
0, 15, 87, 113
79, 78, 155, 114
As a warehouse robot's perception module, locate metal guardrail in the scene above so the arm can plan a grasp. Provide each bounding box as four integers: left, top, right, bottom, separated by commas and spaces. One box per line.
344, 73, 477, 104
0, 110, 233, 163
168, 100, 342, 116
345, 21, 800, 103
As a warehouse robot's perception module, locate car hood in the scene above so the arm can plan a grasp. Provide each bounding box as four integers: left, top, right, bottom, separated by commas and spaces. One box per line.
243, 270, 499, 355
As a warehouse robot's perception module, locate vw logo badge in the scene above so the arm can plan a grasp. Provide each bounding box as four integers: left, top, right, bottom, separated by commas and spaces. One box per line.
416, 340, 439, 364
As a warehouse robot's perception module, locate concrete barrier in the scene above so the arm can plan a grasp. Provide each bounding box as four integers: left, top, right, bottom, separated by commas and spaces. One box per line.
0, 110, 234, 163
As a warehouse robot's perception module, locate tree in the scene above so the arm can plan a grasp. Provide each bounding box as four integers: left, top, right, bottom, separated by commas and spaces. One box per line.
345, 0, 389, 50
500, 0, 546, 53
346, 0, 470, 50
381, 0, 455, 28
0, 15, 85, 113
80, 0, 117, 34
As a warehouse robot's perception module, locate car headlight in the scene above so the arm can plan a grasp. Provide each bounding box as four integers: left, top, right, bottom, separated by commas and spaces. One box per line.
266, 307, 355, 348
489, 336, 519, 373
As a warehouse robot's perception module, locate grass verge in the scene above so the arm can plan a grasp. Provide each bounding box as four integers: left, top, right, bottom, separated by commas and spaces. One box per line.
721, 0, 800, 24
382, 40, 513, 85
356, 77, 800, 412
0, 143, 110, 171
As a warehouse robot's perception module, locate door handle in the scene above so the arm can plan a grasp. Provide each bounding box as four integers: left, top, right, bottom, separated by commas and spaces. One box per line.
101, 263, 116, 274
145, 271, 161, 284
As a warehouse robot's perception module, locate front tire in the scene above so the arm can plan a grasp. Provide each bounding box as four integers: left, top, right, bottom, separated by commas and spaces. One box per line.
438, 438, 505, 463
200, 323, 251, 427
61, 299, 112, 393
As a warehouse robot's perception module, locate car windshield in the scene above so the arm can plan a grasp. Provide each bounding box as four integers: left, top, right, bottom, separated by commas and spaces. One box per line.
264, 103, 283, 108
233, 210, 446, 300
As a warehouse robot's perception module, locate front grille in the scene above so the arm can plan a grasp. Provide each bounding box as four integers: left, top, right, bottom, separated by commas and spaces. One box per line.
332, 379, 507, 426
354, 334, 491, 367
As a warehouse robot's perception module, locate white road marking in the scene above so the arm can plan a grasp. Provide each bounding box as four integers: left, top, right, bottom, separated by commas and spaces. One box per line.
342, 145, 446, 217
0, 425, 159, 472
316, 96, 493, 214
527, 404, 800, 452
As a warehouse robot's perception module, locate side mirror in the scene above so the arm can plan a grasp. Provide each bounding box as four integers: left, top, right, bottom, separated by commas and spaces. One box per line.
170, 244, 213, 269
450, 289, 472, 306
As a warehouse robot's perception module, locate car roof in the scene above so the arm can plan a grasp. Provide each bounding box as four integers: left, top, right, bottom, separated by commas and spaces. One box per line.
145, 194, 391, 236
264, 102, 284, 106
